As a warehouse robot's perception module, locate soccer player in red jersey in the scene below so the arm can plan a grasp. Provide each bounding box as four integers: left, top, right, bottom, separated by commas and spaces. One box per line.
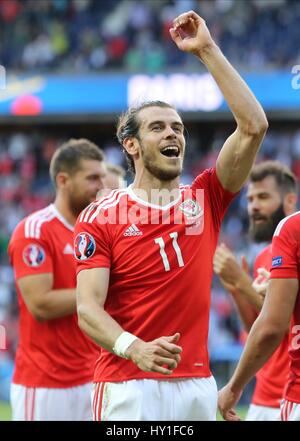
8, 139, 106, 421
214, 161, 297, 420
74, 10, 268, 421
218, 209, 300, 419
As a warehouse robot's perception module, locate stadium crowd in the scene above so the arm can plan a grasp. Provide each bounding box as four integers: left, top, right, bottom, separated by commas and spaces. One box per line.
0, 0, 300, 73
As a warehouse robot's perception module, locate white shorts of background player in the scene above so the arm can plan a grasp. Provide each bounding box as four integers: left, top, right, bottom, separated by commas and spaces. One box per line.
10, 382, 93, 421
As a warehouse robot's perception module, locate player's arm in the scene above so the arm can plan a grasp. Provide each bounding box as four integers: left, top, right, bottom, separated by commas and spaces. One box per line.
170, 10, 268, 193
77, 268, 182, 375
214, 244, 262, 331
218, 277, 298, 421
17, 273, 76, 321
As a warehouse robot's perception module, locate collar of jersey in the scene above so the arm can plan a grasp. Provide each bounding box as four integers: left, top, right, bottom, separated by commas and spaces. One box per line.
127, 185, 183, 211
50, 204, 74, 231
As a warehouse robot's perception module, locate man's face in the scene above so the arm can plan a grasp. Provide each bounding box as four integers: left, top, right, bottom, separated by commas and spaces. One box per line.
97, 170, 126, 198
247, 175, 286, 242
67, 159, 107, 215
135, 106, 186, 181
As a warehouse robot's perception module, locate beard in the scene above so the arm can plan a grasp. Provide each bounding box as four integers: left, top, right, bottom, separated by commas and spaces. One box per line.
249, 203, 286, 243
68, 193, 94, 217
140, 142, 183, 181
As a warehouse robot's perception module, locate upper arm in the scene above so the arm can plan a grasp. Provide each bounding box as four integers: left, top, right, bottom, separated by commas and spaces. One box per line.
76, 267, 110, 314
18, 273, 53, 320
216, 127, 265, 192
259, 278, 298, 335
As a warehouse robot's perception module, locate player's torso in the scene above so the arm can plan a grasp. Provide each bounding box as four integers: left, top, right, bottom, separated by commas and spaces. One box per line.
9, 207, 98, 387
108, 189, 214, 293
41, 220, 76, 289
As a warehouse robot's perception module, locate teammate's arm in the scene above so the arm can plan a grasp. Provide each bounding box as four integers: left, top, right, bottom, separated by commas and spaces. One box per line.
17, 273, 76, 321
219, 282, 259, 333
169, 10, 268, 193
213, 244, 263, 331
218, 278, 298, 421
77, 267, 182, 375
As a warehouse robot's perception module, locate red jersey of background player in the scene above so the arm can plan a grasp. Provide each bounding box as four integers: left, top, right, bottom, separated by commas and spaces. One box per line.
75, 167, 236, 383
8, 204, 99, 388
251, 244, 289, 408
271, 211, 300, 404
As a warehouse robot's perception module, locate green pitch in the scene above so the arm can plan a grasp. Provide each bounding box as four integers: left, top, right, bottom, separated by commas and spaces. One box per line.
0, 401, 11, 421
0, 400, 247, 421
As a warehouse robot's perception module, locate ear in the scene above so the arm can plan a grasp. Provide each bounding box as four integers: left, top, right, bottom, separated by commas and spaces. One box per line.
123, 138, 140, 159
55, 172, 70, 189
283, 192, 297, 215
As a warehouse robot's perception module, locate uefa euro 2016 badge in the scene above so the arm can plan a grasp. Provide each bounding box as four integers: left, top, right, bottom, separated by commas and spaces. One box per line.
74, 232, 96, 261
179, 199, 203, 224
23, 244, 45, 267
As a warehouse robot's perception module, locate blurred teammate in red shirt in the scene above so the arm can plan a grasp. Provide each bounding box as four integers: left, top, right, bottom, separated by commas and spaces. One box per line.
8, 139, 106, 420
214, 161, 297, 420
218, 168, 300, 421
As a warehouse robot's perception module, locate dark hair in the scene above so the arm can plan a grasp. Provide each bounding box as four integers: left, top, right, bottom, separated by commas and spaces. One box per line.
250, 160, 297, 194
50, 138, 105, 187
116, 101, 177, 175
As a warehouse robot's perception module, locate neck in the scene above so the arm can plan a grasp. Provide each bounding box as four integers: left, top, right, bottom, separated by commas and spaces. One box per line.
53, 193, 77, 226
131, 169, 181, 206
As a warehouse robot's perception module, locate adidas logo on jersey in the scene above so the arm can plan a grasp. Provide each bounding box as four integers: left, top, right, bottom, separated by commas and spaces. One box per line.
123, 224, 143, 237
63, 243, 74, 254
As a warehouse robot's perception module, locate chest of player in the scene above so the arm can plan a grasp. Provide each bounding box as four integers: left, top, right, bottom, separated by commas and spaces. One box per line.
109, 199, 215, 277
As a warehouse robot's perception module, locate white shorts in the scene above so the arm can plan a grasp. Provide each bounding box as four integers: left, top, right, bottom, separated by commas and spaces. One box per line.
92, 376, 218, 421
11, 382, 93, 421
280, 399, 300, 421
245, 403, 280, 421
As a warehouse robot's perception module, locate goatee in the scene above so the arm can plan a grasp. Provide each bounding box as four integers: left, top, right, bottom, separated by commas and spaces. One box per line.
249, 204, 286, 243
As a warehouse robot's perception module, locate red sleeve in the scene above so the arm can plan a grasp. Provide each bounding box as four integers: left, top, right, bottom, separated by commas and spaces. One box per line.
8, 236, 53, 280
74, 212, 111, 274
253, 245, 272, 278
192, 167, 237, 229
270, 218, 299, 279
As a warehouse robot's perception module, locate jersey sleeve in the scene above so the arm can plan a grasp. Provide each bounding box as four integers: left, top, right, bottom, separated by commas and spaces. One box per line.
192, 167, 237, 229
8, 234, 53, 280
253, 245, 272, 278
74, 210, 111, 274
270, 218, 299, 279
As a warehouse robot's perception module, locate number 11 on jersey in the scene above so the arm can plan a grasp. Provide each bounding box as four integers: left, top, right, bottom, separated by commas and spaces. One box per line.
154, 232, 184, 272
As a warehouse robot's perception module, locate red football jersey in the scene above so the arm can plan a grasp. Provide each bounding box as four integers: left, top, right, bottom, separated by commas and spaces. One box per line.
75, 168, 236, 382
8, 204, 99, 388
251, 244, 289, 408
270, 211, 300, 404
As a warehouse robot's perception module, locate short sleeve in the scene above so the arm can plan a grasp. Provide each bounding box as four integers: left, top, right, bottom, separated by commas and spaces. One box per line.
8, 236, 53, 280
253, 245, 272, 278
192, 167, 237, 229
270, 219, 299, 279
74, 213, 111, 274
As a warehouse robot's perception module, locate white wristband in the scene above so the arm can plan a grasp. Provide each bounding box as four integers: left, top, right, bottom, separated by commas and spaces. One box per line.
113, 332, 138, 359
